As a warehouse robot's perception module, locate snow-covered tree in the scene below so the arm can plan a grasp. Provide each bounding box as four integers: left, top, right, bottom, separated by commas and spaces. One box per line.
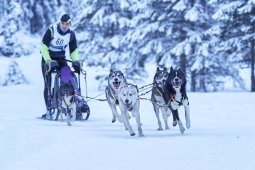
211, 0, 255, 91
2, 59, 29, 86
74, 0, 151, 82
0, 0, 24, 57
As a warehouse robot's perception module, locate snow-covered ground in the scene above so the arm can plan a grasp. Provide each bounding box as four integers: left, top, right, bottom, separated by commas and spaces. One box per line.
0, 54, 255, 170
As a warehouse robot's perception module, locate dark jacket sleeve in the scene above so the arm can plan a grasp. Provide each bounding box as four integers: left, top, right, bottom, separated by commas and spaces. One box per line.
41, 28, 52, 47
69, 31, 79, 60
69, 31, 78, 53
40, 28, 53, 62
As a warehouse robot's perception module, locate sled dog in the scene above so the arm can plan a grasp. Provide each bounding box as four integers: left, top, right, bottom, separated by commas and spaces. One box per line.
118, 83, 144, 137
163, 67, 191, 134
56, 66, 77, 126
151, 67, 172, 130
58, 82, 76, 126
105, 69, 127, 123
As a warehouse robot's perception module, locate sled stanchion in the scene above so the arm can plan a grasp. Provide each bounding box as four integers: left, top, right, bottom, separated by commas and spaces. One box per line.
81, 69, 88, 100
78, 72, 81, 92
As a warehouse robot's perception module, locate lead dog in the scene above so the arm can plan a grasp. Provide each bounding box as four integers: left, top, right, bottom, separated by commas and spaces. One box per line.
105, 69, 127, 123
163, 67, 191, 134
151, 67, 171, 130
118, 83, 144, 137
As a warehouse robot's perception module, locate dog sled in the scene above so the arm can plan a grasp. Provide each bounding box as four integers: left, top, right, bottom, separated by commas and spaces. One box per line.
42, 59, 90, 122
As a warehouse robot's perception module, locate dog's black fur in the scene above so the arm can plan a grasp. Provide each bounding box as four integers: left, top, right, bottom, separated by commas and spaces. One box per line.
163, 67, 190, 133
60, 82, 75, 97
163, 67, 188, 104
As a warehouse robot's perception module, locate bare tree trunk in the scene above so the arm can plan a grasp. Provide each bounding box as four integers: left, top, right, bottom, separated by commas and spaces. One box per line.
251, 38, 255, 92
200, 57, 207, 92
191, 70, 196, 92
180, 53, 186, 75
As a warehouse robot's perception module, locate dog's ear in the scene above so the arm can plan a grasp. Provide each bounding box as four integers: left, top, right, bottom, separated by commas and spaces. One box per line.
163, 67, 167, 71
178, 68, 184, 75
110, 69, 113, 73
156, 67, 160, 71
135, 85, 139, 92
170, 67, 174, 73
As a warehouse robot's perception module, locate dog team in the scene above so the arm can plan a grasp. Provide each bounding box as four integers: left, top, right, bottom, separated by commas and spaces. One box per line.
105, 67, 191, 137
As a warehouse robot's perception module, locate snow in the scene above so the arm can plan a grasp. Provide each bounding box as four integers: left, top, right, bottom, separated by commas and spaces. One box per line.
1, 52, 255, 170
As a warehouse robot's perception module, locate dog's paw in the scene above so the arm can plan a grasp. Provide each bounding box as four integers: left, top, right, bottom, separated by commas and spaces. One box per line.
186, 122, 191, 129
172, 121, 177, 126
139, 133, 145, 137
157, 127, 163, 131
130, 132, 136, 136
112, 118, 116, 123
178, 121, 185, 134
180, 128, 185, 134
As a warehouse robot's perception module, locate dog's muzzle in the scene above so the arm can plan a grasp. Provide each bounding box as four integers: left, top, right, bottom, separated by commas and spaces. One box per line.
124, 99, 133, 111
172, 77, 182, 88
113, 81, 121, 88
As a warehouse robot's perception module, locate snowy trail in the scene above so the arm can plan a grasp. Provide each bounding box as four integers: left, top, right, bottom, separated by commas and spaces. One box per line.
1, 81, 255, 170
0, 55, 254, 170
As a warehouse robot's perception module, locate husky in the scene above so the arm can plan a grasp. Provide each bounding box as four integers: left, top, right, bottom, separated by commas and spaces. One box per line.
56, 66, 77, 126
118, 83, 144, 137
105, 69, 127, 123
151, 67, 172, 130
59, 82, 76, 126
163, 67, 191, 134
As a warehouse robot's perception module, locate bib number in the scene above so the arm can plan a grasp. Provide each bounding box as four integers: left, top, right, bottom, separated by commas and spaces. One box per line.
56, 38, 64, 45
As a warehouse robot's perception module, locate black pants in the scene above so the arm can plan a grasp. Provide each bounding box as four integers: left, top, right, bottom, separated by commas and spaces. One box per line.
41, 57, 68, 110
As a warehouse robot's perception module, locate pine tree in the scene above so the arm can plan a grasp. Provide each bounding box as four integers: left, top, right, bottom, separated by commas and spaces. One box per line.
211, 0, 255, 91
2, 59, 29, 86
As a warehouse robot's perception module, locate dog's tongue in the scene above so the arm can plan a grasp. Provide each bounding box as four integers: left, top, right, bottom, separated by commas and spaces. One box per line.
113, 82, 120, 88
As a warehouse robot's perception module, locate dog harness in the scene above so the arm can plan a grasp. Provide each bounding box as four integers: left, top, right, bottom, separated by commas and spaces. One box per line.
167, 94, 184, 107
107, 87, 119, 105
62, 95, 75, 108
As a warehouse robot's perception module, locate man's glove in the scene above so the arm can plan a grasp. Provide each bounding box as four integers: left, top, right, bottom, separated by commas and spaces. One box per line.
72, 60, 81, 73
46, 60, 59, 73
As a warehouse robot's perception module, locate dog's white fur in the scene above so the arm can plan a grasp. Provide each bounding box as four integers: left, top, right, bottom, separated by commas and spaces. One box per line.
118, 84, 144, 137
105, 70, 126, 123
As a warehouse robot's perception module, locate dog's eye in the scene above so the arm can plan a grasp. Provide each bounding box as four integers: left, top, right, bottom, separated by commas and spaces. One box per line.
129, 94, 132, 96
123, 94, 126, 96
